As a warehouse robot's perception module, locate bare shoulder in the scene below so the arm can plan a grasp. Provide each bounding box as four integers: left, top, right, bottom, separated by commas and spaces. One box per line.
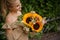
6, 12, 17, 24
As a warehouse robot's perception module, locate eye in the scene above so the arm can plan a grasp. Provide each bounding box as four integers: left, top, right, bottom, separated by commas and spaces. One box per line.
33, 23, 40, 30
17, 5, 19, 7
26, 17, 32, 24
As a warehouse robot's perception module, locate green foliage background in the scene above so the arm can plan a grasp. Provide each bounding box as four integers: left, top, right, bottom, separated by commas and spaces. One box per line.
20, 0, 60, 32
0, 0, 60, 40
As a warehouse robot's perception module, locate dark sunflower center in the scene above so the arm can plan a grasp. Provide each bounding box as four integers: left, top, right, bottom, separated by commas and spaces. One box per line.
33, 23, 40, 30
26, 17, 32, 24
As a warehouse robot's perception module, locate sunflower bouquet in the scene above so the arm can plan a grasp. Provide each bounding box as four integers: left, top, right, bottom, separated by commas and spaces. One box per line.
18, 11, 46, 33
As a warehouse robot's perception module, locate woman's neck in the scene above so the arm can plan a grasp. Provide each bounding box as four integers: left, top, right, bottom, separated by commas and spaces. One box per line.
10, 11, 22, 17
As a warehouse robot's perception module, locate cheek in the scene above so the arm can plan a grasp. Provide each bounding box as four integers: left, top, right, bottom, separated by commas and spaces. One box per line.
9, 7, 18, 12
16, 6, 22, 11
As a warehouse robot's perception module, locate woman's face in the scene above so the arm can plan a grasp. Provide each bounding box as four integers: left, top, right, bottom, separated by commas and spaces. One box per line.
8, 4, 22, 12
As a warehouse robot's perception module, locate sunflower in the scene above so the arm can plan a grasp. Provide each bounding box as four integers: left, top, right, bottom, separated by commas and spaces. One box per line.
31, 21, 44, 32
22, 12, 33, 27
22, 11, 44, 32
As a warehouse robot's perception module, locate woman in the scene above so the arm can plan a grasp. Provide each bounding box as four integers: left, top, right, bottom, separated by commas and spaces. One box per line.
2, 0, 29, 40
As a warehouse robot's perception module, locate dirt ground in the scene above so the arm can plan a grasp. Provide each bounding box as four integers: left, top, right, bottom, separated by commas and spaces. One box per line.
30, 31, 60, 40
